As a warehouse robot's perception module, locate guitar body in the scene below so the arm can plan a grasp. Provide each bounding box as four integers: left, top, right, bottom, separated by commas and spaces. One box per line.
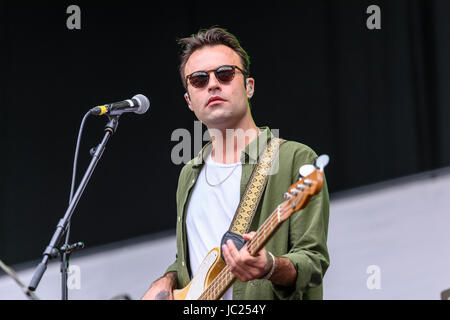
173, 247, 226, 300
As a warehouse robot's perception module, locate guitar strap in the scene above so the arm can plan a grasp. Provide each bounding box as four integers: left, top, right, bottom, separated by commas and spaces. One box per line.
220, 137, 285, 253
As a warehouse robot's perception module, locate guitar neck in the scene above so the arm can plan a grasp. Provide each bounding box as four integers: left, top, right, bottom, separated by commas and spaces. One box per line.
198, 201, 291, 300
197, 168, 324, 300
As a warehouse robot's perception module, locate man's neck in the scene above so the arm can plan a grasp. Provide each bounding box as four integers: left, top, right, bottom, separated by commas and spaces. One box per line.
207, 119, 259, 164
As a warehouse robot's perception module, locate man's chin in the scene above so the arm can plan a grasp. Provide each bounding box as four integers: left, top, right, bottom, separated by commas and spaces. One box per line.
203, 114, 234, 129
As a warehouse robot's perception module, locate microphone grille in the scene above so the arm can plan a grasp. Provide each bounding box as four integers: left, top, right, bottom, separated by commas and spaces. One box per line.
133, 94, 150, 114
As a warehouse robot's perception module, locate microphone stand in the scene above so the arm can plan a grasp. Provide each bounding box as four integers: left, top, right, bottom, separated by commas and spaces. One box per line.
28, 115, 120, 298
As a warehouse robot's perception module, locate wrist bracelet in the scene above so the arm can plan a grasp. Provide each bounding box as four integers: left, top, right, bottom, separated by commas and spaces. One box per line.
261, 252, 276, 280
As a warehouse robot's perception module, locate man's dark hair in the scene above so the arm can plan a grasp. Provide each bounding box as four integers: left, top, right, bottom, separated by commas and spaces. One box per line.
178, 27, 250, 90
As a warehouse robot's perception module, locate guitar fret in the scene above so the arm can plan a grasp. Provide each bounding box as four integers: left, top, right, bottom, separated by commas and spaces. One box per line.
201, 195, 303, 299
201, 266, 229, 300
201, 216, 281, 299
247, 212, 279, 254
192, 177, 321, 300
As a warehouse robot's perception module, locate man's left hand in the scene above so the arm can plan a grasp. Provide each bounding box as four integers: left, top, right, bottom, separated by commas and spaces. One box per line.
221, 231, 272, 282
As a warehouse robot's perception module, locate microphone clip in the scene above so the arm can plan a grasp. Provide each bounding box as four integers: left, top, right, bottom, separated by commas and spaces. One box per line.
49, 242, 85, 259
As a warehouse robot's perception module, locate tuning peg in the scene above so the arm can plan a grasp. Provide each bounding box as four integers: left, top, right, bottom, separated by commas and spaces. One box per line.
299, 164, 316, 178
315, 154, 329, 172
283, 192, 293, 200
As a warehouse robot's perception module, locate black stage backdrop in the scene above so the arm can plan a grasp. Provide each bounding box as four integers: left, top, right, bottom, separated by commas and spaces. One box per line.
1, 1, 449, 265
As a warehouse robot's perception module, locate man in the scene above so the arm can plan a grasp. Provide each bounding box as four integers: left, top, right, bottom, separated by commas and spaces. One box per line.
142, 27, 329, 300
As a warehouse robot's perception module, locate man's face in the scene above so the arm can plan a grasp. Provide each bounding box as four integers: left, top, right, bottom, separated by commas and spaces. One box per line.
183, 45, 254, 128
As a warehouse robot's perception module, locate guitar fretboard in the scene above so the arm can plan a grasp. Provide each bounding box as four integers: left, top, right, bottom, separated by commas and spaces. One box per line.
195, 168, 324, 300
198, 197, 299, 300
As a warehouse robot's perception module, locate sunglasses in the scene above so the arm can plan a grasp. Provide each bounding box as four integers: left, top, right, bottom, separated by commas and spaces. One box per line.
185, 65, 247, 89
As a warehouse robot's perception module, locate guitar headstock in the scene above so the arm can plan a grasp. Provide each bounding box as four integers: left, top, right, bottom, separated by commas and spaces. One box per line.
277, 154, 329, 222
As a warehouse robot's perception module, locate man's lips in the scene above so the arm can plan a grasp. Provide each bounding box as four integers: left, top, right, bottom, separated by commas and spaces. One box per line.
206, 96, 227, 107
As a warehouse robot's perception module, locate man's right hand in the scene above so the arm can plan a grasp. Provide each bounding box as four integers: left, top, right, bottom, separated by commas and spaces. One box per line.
141, 272, 177, 300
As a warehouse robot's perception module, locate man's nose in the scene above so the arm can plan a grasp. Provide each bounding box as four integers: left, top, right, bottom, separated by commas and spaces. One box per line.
207, 72, 221, 92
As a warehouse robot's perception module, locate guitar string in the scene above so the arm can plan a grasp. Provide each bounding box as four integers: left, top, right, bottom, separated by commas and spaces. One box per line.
200, 192, 306, 299
248, 189, 306, 252
201, 207, 288, 299
200, 199, 296, 299
200, 212, 281, 300
205, 211, 294, 296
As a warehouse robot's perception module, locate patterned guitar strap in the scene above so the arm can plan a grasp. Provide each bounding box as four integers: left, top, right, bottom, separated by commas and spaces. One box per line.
220, 137, 285, 259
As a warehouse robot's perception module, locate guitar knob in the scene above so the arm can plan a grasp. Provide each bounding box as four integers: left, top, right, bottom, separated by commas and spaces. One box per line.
299, 164, 315, 178
315, 154, 330, 172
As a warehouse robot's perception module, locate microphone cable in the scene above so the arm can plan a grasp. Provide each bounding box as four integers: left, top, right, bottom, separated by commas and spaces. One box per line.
61, 110, 92, 299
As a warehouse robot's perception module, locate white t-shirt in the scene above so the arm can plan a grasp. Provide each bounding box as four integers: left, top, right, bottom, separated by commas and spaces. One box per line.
186, 153, 242, 300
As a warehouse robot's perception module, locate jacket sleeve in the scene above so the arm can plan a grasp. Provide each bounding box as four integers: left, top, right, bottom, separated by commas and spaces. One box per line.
272, 145, 330, 299
162, 164, 191, 289
164, 256, 180, 288
164, 252, 180, 275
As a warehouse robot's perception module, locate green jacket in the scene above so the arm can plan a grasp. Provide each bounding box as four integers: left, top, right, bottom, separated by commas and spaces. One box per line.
165, 127, 330, 300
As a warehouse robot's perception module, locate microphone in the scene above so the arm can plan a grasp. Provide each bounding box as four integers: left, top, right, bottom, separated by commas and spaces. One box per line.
90, 94, 150, 116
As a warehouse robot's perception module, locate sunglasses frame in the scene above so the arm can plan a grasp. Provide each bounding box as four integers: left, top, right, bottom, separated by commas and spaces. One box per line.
185, 65, 247, 89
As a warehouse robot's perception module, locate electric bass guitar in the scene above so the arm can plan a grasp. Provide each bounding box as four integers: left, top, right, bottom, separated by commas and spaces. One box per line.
174, 155, 329, 300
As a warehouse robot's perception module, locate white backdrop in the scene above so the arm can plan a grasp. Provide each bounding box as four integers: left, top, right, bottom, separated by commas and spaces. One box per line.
324, 168, 450, 299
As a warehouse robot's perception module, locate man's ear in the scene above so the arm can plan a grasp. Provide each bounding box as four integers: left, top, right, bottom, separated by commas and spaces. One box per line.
246, 78, 255, 99
184, 92, 193, 111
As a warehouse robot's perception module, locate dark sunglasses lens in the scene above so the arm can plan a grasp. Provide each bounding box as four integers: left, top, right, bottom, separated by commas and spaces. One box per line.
216, 67, 235, 83
190, 73, 209, 88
